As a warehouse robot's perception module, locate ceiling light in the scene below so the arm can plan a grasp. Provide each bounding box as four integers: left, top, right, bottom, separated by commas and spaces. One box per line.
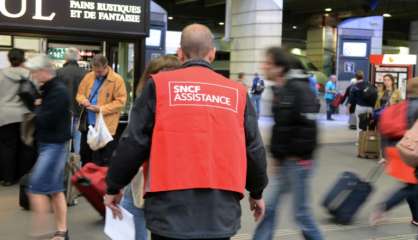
168, 16, 174, 20
292, 25, 298, 29
219, 22, 225, 26
324, 13, 330, 17
291, 48, 303, 56
383, 13, 392, 18
325, 8, 332, 12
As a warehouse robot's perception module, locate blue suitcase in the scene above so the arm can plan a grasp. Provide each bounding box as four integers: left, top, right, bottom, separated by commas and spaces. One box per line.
322, 166, 382, 224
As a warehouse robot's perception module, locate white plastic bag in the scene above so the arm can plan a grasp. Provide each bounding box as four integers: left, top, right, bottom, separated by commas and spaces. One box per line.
87, 111, 113, 151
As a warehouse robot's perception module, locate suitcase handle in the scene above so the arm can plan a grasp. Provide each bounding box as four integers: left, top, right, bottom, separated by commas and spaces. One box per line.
365, 163, 384, 183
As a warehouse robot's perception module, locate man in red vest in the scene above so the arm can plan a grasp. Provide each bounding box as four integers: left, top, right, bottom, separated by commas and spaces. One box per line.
104, 24, 268, 240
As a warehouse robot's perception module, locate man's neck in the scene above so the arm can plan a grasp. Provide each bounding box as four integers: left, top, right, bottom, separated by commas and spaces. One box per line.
275, 76, 286, 87
183, 56, 211, 63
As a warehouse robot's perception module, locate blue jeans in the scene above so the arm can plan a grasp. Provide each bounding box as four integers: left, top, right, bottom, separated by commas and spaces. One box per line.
325, 99, 335, 120
383, 184, 418, 221
253, 160, 323, 240
71, 116, 81, 154
251, 94, 262, 119
121, 187, 147, 240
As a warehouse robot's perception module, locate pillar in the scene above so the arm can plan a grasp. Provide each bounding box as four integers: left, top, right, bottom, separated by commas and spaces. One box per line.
410, 21, 418, 75
229, 0, 283, 116
306, 26, 337, 76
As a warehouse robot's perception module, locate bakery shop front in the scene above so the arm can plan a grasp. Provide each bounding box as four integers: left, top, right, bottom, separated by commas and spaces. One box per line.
0, 0, 160, 114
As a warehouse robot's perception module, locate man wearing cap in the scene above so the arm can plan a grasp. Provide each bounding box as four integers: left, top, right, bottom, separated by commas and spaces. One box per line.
25, 55, 71, 240
104, 24, 268, 240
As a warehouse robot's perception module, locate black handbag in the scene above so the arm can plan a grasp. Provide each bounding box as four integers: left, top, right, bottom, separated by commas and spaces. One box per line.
20, 112, 36, 146
18, 78, 40, 111
78, 107, 88, 132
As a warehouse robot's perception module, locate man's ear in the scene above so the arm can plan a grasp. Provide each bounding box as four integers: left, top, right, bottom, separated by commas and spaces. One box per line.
207, 48, 216, 63
177, 48, 186, 63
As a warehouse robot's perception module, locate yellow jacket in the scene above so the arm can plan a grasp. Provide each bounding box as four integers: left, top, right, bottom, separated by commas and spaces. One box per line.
375, 89, 402, 109
76, 67, 127, 135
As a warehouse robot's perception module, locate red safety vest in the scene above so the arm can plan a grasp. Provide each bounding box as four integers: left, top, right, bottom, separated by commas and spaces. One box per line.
143, 66, 248, 196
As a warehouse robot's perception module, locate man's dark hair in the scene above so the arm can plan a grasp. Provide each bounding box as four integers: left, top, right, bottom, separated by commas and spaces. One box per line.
355, 70, 364, 80
8, 48, 25, 67
265, 47, 298, 74
91, 54, 108, 68
238, 72, 245, 79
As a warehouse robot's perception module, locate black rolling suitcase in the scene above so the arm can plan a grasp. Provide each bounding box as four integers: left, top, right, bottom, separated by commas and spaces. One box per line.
358, 112, 376, 131
19, 174, 30, 210
322, 164, 383, 224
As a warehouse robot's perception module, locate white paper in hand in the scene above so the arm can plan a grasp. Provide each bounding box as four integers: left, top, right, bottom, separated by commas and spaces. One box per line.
104, 206, 135, 240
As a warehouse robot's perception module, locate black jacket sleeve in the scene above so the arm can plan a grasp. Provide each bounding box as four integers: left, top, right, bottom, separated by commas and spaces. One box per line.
106, 80, 156, 194
35, 88, 69, 129
350, 83, 364, 105
270, 80, 318, 160
244, 95, 268, 199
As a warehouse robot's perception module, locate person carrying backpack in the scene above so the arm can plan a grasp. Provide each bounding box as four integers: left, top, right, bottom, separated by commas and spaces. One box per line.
251, 73, 265, 119
349, 71, 377, 142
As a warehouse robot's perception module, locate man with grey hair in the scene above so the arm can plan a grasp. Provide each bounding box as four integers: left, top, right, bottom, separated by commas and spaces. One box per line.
24, 54, 71, 240
105, 23, 267, 240
57, 48, 85, 154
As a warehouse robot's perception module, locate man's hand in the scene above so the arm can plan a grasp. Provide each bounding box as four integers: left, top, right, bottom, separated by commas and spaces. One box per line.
86, 105, 100, 113
34, 99, 42, 106
81, 99, 91, 108
104, 192, 123, 220
378, 158, 387, 165
249, 197, 265, 222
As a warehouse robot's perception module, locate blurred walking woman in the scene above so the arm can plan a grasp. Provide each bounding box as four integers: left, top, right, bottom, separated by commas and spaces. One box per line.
25, 55, 71, 240
370, 77, 418, 227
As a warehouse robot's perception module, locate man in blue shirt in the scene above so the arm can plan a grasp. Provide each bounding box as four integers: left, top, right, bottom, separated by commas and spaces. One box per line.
308, 74, 319, 97
325, 75, 337, 121
250, 73, 265, 119
77, 55, 127, 166
87, 75, 106, 126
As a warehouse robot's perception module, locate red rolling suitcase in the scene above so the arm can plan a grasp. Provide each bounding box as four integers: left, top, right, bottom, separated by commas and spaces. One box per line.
331, 93, 343, 108
71, 163, 108, 217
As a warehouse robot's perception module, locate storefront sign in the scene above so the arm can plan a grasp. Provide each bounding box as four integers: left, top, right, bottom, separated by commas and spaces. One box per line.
370, 54, 417, 65
344, 61, 355, 73
0, 0, 149, 38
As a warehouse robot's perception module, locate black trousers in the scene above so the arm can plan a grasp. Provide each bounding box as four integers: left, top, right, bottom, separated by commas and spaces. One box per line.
151, 234, 229, 240
80, 131, 117, 166
0, 123, 36, 183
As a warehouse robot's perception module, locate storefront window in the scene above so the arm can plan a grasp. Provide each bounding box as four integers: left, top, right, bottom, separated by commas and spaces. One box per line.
117, 42, 135, 114
14, 37, 41, 52
47, 42, 101, 70
0, 35, 12, 47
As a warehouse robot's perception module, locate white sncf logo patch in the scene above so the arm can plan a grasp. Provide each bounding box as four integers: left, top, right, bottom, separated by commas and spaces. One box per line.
169, 81, 239, 113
